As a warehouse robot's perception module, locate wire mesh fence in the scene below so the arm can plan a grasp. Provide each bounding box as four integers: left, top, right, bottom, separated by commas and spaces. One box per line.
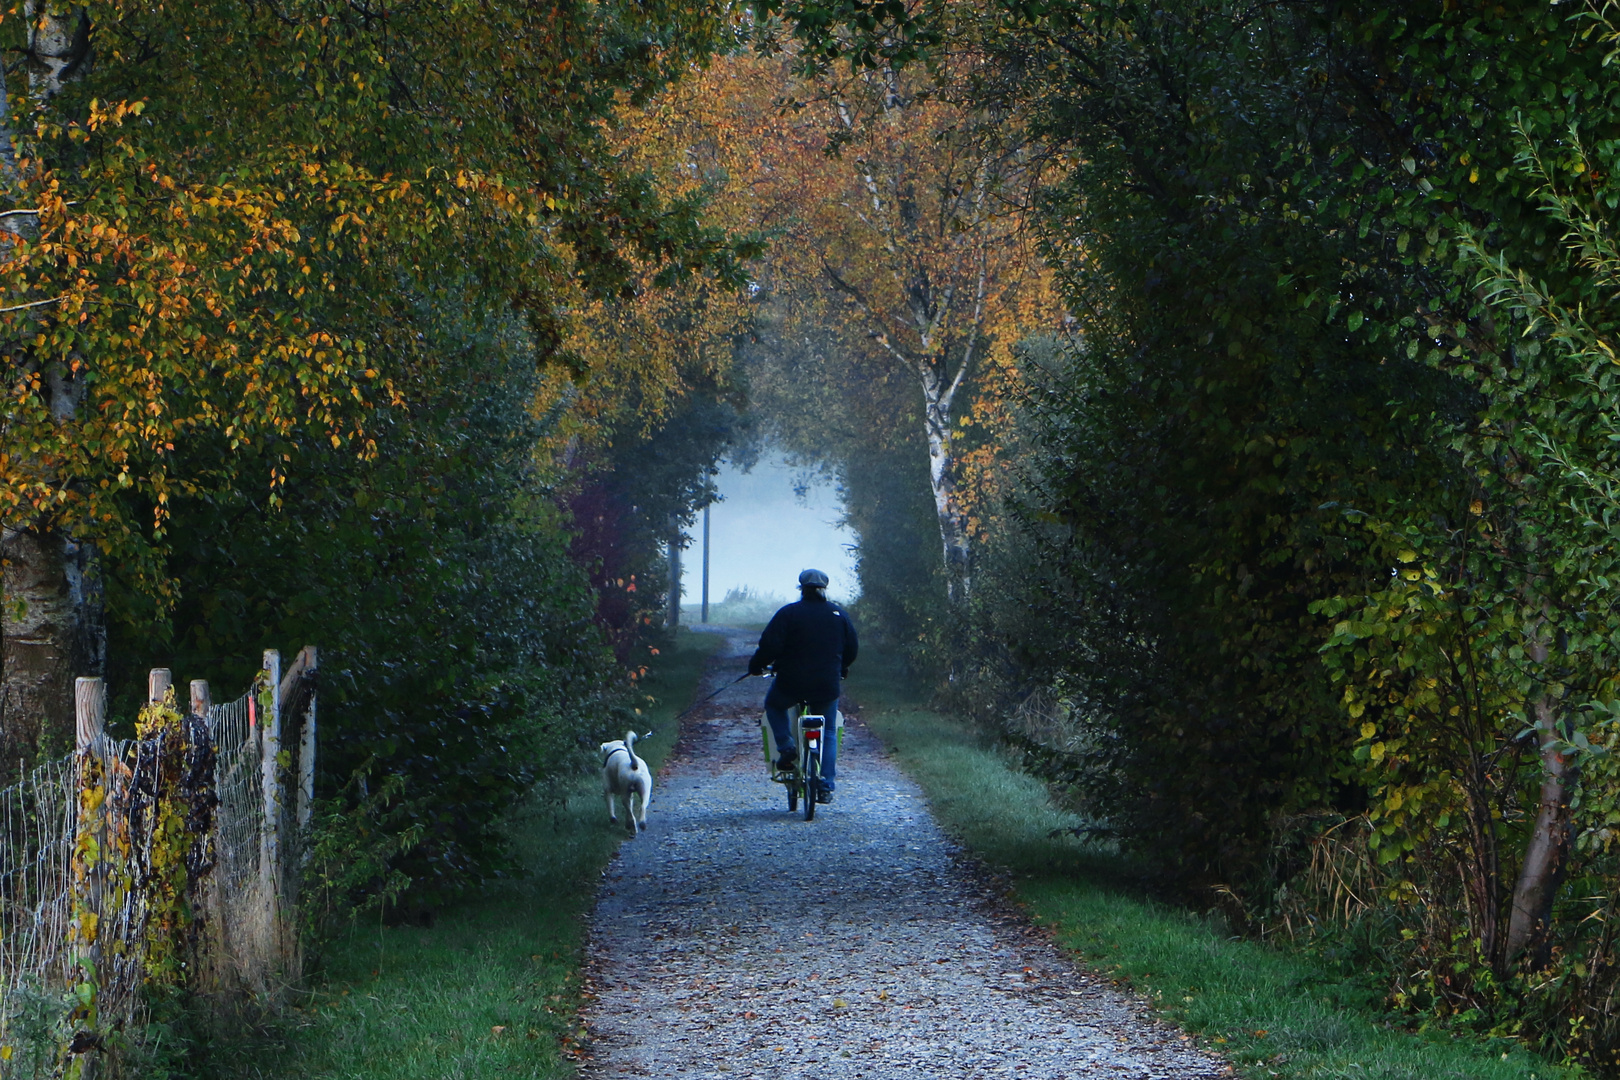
0, 648, 315, 1075
205, 679, 305, 996
208, 687, 265, 988
0, 753, 79, 1068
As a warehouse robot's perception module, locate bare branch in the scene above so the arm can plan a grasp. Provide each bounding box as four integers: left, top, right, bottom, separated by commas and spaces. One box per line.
940, 249, 991, 417
0, 295, 65, 313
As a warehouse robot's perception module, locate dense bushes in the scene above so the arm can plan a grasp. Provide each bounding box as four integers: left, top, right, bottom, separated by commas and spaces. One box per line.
105, 305, 624, 903
779, 0, 1620, 1066
942, 0, 1620, 1066
23, 0, 758, 910
105, 304, 752, 908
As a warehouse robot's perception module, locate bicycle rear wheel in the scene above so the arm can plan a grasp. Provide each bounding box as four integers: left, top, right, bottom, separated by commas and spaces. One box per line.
803, 755, 819, 821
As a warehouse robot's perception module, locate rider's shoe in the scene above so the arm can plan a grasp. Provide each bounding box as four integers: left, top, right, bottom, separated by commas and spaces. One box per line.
776, 749, 797, 772
815, 789, 833, 804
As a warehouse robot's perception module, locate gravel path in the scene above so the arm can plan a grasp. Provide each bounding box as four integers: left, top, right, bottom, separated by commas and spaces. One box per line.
579, 628, 1229, 1079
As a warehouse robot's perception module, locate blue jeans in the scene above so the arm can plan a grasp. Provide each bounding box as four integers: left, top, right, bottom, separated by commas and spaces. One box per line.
764, 684, 839, 792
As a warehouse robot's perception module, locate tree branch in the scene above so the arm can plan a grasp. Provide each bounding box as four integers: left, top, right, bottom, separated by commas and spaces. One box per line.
0, 295, 65, 313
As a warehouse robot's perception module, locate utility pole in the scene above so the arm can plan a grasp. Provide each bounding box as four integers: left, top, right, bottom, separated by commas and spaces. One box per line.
701, 500, 711, 624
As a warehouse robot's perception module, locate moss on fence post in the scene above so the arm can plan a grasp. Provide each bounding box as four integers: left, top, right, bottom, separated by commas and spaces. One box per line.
67, 755, 107, 1076
65, 677, 111, 1078
134, 687, 217, 992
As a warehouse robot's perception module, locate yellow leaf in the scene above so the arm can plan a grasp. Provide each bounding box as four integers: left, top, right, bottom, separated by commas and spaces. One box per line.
1360, 722, 1376, 740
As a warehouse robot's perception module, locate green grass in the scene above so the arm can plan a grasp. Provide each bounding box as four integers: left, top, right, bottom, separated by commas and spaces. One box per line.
198, 629, 720, 1080
844, 644, 1582, 1080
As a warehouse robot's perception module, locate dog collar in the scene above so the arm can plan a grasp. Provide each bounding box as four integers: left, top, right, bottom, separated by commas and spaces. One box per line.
603, 746, 631, 767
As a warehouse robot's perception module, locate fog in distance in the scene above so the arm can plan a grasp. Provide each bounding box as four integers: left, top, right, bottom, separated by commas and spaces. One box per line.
680, 453, 858, 615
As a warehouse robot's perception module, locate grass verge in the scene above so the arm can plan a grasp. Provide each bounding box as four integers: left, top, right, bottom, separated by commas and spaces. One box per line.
195, 629, 719, 1080
845, 644, 1580, 1080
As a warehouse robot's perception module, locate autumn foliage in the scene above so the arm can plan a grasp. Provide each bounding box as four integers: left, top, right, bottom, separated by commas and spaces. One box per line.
1, 0, 754, 895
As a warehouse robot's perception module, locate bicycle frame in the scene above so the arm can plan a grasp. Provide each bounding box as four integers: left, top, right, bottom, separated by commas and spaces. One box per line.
761, 705, 843, 771
762, 704, 843, 817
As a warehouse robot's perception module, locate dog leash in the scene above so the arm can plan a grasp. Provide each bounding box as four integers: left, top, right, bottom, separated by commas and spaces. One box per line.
670, 671, 757, 723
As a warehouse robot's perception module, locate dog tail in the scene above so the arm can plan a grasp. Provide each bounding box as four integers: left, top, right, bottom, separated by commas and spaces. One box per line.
626, 730, 640, 771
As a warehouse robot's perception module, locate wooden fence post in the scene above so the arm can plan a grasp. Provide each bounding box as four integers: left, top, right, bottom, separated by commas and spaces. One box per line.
73, 677, 106, 1080
273, 645, 318, 836
294, 647, 316, 832
260, 650, 282, 907
273, 645, 316, 983
75, 677, 105, 752
147, 668, 172, 706
186, 677, 223, 993
189, 679, 211, 723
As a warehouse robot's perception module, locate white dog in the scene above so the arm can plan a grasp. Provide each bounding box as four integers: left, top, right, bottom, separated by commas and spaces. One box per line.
600, 730, 653, 832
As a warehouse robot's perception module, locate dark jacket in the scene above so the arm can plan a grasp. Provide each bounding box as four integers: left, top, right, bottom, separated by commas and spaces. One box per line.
748, 595, 858, 702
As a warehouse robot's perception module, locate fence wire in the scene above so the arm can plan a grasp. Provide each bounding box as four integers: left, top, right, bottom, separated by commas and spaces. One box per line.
0, 753, 78, 1056
211, 691, 261, 910
207, 690, 283, 993
0, 670, 312, 1072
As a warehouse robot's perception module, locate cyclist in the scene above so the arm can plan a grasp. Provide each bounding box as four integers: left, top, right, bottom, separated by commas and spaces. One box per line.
748, 569, 858, 803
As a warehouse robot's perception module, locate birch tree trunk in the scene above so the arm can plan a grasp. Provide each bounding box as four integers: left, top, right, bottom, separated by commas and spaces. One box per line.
1504, 620, 1575, 967
0, 6, 101, 774
24, 2, 92, 98
825, 80, 1009, 607
0, 529, 103, 765
922, 366, 972, 603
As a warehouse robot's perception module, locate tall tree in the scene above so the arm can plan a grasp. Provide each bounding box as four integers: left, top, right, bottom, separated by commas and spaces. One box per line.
0, 0, 747, 766
683, 50, 1057, 605
795, 57, 1053, 602
1, 3, 102, 765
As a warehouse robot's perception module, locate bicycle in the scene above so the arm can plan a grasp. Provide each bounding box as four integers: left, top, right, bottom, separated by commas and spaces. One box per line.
762, 702, 842, 821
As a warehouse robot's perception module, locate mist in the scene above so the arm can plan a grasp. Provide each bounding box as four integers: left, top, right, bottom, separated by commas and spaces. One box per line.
680, 452, 859, 611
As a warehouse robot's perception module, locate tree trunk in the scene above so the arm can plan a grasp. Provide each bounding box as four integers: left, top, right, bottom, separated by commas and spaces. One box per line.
0, 5, 103, 776
24, 2, 92, 99
666, 517, 682, 629
922, 385, 972, 604
1504, 612, 1575, 968
1505, 686, 1576, 967
1, 527, 104, 771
